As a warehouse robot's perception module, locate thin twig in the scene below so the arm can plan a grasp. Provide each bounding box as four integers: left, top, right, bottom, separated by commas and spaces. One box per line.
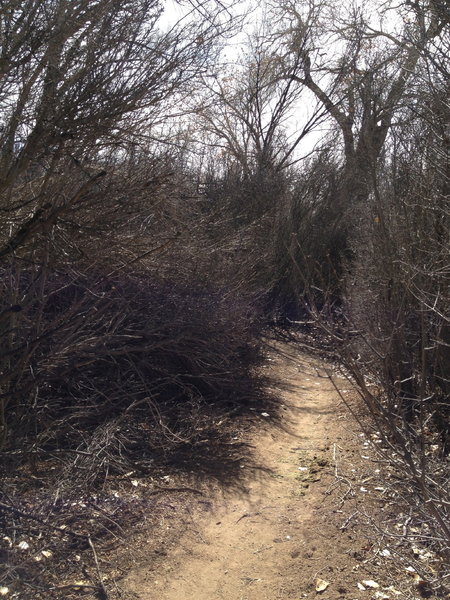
0, 501, 88, 540
88, 536, 109, 600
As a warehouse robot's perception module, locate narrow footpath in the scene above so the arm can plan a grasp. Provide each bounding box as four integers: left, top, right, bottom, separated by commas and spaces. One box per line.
122, 348, 388, 600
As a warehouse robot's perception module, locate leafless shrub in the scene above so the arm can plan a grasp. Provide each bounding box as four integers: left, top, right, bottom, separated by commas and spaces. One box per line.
1, 270, 268, 467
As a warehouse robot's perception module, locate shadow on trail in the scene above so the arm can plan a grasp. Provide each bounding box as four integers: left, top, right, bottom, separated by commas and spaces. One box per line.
1, 341, 328, 600
152, 387, 283, 497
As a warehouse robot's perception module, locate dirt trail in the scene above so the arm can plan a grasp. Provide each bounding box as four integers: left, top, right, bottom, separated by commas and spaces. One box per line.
123, 350, 372, 600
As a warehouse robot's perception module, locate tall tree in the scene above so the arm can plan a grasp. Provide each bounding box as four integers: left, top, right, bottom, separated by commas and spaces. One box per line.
269, 0, 447, 208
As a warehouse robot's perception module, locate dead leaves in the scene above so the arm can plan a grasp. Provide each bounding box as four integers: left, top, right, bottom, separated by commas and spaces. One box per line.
315, 578, 330, 593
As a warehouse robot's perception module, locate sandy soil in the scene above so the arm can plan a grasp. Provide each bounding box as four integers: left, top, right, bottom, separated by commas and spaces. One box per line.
121, 348, 391, 600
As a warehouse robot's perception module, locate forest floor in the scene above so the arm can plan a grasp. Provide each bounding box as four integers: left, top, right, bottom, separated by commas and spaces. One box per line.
109, 344, 438, 600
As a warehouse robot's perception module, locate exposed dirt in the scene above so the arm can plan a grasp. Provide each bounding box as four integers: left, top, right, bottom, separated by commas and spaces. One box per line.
2, 348, 446, 600
119, 347, 404, 600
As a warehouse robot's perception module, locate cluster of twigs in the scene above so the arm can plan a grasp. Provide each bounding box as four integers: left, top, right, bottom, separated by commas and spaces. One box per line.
0, 266, 272, 597
0, 475, 188, 599
2, 271, 267, 470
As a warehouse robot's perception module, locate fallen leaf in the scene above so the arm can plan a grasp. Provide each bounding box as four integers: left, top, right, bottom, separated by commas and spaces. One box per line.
316, 578, 330, 593
384, 586, 401, 596
374, 592, 389, 600
41, 550, 53, 558
362, 580, 379, 588
412, 546, 434, 561
18, 541, 29, 550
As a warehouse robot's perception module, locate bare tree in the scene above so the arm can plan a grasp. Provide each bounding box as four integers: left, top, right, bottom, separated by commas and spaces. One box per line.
268, 0, 447, 208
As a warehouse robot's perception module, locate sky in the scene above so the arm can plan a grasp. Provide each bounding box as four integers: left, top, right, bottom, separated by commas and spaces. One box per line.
156, 0, 410, 166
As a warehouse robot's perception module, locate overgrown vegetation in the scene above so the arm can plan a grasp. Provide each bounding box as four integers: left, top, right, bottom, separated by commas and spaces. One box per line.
0, 0, 448, 596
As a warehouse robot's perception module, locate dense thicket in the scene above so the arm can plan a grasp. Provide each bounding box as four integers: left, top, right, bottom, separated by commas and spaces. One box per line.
0, 0, 252, 457
0, 0, 449, 595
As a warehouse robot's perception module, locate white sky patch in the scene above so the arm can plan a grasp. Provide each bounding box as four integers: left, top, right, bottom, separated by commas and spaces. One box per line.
154, 0, 413, 166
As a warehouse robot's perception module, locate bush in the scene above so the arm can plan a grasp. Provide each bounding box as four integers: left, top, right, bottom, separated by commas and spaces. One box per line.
1, 271, 268, 483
